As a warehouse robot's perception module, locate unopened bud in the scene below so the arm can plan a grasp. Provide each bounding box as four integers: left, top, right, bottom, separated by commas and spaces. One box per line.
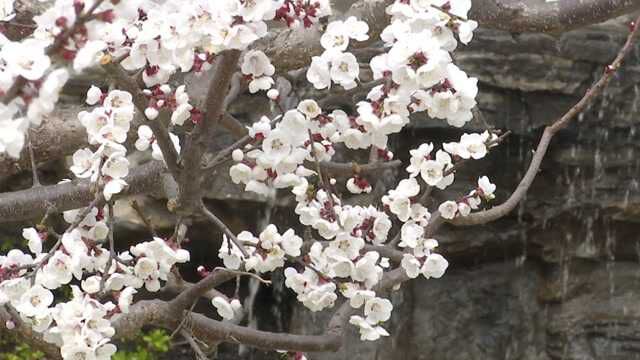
267, 89, 280, 100
232, 149, 244, 162
144, 107, 159, 120
197, 266, 210, 277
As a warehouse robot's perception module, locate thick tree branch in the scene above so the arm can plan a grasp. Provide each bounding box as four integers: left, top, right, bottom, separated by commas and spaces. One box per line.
112, 299, 342, 352
177, 50, 241, 214
113, 250, 413, 354
169, 267, 237, 313
0, 161, 166, 222
0, 104, 88, 181
163, 271, 228, 302
471, 0, 640, 34
261, 0, 640, 73
451, 16, 640, 226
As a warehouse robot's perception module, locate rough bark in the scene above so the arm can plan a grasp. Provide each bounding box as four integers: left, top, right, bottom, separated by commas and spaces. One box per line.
470, 0, 640, 34
0, 103, 88, 181
0, 161, 166, 222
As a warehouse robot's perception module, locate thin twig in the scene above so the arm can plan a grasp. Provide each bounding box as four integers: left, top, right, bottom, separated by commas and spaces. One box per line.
170, 300, 198, 339
212, 267, 271, 285
131, 199, 157, 236
181, 329, 209, 360
99, 203, 116, 293
26, 130, 41, 187
200, 202, 250, 258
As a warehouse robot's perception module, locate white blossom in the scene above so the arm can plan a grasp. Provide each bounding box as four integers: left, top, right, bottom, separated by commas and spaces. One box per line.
22, 228, 43, 255
86, 86, 103, 105
212, 297, 242, 320
1, 40, 50, 80
364, 297, 392, 323
118, 287, 137, 314
15, 285, 53, 318
350, 315, 389, 341
478, 176, 496, 199
438, 200, 458, 220
422, 253, 449, 279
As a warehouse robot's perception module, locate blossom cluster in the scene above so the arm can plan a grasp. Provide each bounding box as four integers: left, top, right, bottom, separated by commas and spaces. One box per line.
219, 224, 303, 274
223, 0, 491, 341
230, 100, 322, 196
0, 0, 305, 160
0, 0, 120, 159
220, 1, 496, 340
0, 0, 504, 356
0, 52, 68, 157
307, 16, 370, 90
73, 88, 134, 200
1, 214, 189, 358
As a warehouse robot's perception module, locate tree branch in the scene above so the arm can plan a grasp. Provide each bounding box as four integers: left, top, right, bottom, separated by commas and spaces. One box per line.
163, 270, 229, 303
261, 0, 640, 73
177, 50, 241, 214
0, 161, 166, 222
169, 268, 237, 313
471, 0, 640, 34
112, 299, 342, 352
451, 16, 640, 226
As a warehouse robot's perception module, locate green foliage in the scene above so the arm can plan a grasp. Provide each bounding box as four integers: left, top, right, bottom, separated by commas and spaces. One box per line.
0, 337, 44, 360
0, 234, 22, 253
142, 329, 171, 353
113, 329, 171, 360
2, 343, 44, 360
0, 329, 170, 360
